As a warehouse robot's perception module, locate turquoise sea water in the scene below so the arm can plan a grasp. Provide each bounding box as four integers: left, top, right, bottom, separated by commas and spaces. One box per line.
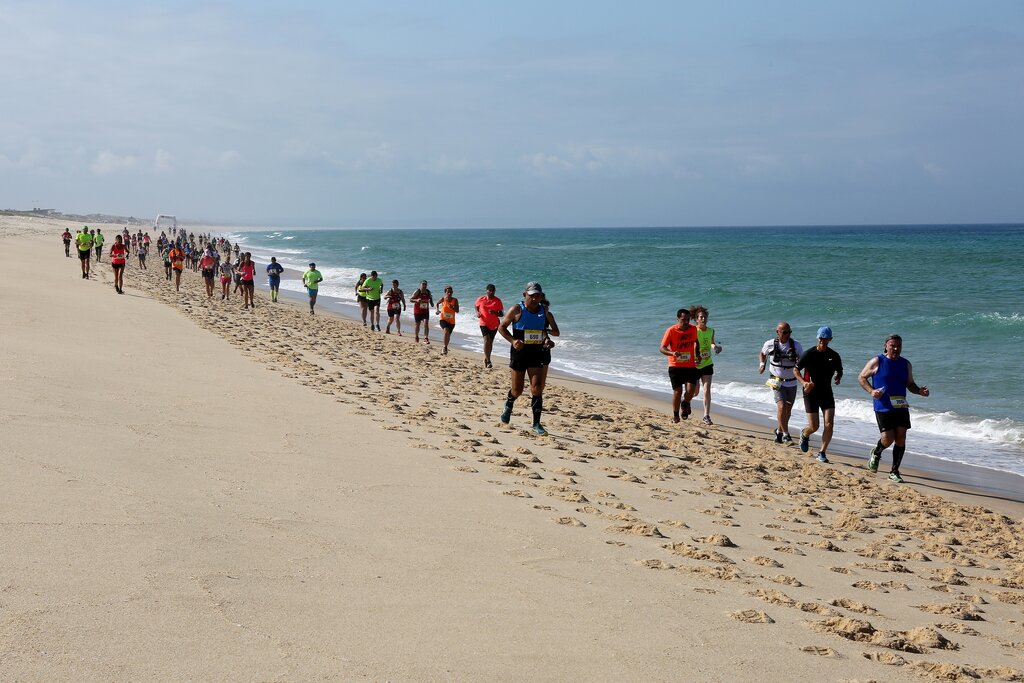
229, 225, 1024, 478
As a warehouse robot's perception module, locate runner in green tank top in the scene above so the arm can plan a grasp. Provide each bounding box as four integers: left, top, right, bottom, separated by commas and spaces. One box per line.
692, 306, 722, 425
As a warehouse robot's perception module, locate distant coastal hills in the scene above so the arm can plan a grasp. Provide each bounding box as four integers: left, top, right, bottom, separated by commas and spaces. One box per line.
1, 208, 150, 226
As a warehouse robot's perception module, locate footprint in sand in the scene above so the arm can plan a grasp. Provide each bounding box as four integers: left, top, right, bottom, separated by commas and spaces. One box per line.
664, 543, 734, 564
553, 517, 586, 527
638, 559, 673, 569
748, 556, 784, 568
607, 523, 666, 538
800, 645, 838, 657
729, 609, 774, 624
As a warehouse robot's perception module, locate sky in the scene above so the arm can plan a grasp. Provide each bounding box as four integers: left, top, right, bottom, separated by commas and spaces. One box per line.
2, 0, 1023, 228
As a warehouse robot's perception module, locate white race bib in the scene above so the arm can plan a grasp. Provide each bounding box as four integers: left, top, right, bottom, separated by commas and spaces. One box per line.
766, 376, 782, 390
889, 395, 909, 409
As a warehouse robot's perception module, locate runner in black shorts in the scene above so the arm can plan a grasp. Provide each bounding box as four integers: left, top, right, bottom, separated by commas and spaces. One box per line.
355, 273, 368, 327
410, 281, 434, 344
858, 334, 930, 483
793, 326, 843, 463
498, 282, 560, 436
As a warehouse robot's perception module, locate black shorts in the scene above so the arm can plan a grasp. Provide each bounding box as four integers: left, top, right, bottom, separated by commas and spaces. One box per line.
111, 263, 125, 272
357, 295, 367, 303
480, 326, 498, 338
875, 410, 911, 432
233, 274, 242, 284
510, 346, 545, 372
202, 268, 214, 279
697, 364, 714, 377
439, 320, 455, 331
668, 366, 699, 389
414, 311, 429, 322
803, 391, 836, 413
242, 280, 254, 290
366, 299, 380, 309
78, 249, 91, 260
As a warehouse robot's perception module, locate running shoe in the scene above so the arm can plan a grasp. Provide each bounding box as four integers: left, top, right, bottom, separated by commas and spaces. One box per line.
816, 452, 830, 463
799, 432, 810, 453
500, 405, 512, 425
681, 401, 691, 418
701, 415, 713, 426
888, 472, 904, 484
484, 360, 492, 369
868, 451, 880, 472
782, 433, 793, 445
774, 429, 783, 444
532, 424, 548, 436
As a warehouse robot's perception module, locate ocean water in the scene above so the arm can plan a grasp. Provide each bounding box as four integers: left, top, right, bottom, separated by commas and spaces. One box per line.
227, 224, 1024, 478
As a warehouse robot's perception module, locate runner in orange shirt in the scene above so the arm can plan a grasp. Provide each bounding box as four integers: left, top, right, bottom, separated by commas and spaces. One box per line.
168, 242, 185, 291
660, 308, 700, 422
436, 286, 459, 355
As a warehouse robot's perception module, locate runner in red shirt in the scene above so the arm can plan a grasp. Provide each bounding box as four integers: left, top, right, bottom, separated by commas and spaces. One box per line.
109, 235, 128, 294
474, 284, 504, 369
238, 252, 256, 309
199, 251, 216, 298
660, 308, 699, 422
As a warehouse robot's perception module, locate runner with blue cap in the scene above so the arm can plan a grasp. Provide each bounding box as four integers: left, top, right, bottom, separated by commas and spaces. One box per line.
793, 325, 844, 463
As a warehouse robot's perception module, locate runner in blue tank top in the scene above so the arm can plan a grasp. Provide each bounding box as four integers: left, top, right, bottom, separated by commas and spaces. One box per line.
497, 281, 560, 436
857, 334, 930, 483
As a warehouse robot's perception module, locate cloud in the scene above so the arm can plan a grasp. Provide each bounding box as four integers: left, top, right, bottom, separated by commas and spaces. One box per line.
421, 154, 490, 177
922, 162, 945, 179
154, 148, 174, 172
350, 143, 396, 172
91, 151, 138, 175
523, 152, 574, 176
216, 150, 242, 168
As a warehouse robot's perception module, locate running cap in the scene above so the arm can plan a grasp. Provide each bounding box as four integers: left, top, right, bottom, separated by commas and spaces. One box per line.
525, 281, 543, 295
817, 326, 833, 339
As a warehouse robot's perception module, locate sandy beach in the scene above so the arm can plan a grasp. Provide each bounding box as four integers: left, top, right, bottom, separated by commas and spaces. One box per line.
3, 215, 1023, 681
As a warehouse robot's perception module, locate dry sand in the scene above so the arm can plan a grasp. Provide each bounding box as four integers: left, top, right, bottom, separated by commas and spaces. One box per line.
3, 214, 1023, 682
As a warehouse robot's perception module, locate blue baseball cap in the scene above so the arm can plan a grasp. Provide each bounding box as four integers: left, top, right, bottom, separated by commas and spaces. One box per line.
817, 326, 833, 339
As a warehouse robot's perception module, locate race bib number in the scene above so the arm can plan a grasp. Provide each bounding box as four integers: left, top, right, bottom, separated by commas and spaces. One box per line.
675, 352, 692, 362
523, 329, 544, 345
766, 376, 782, 390
699, 351, 711, 360
889, 395, 909, 409
442, 312, 455, 322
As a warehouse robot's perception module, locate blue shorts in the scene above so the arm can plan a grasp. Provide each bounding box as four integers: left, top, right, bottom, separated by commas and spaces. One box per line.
307, 287, 318, 297
268, 276, 281, 288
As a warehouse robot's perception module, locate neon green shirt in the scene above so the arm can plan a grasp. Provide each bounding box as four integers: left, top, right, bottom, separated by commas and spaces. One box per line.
361, 277, 384, 301
696, 327, 715, 369
303, 269, 323, 290
94, 233, 104, 247
76, 233, 93, 252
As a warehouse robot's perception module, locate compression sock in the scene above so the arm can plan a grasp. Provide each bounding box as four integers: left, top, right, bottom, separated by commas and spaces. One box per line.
871, 439, 887, 456
531, 395, 543, 426
892, 445, 906, 473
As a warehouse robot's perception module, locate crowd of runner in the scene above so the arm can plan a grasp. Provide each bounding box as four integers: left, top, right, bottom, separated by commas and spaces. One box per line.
64, 226, 929, 481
